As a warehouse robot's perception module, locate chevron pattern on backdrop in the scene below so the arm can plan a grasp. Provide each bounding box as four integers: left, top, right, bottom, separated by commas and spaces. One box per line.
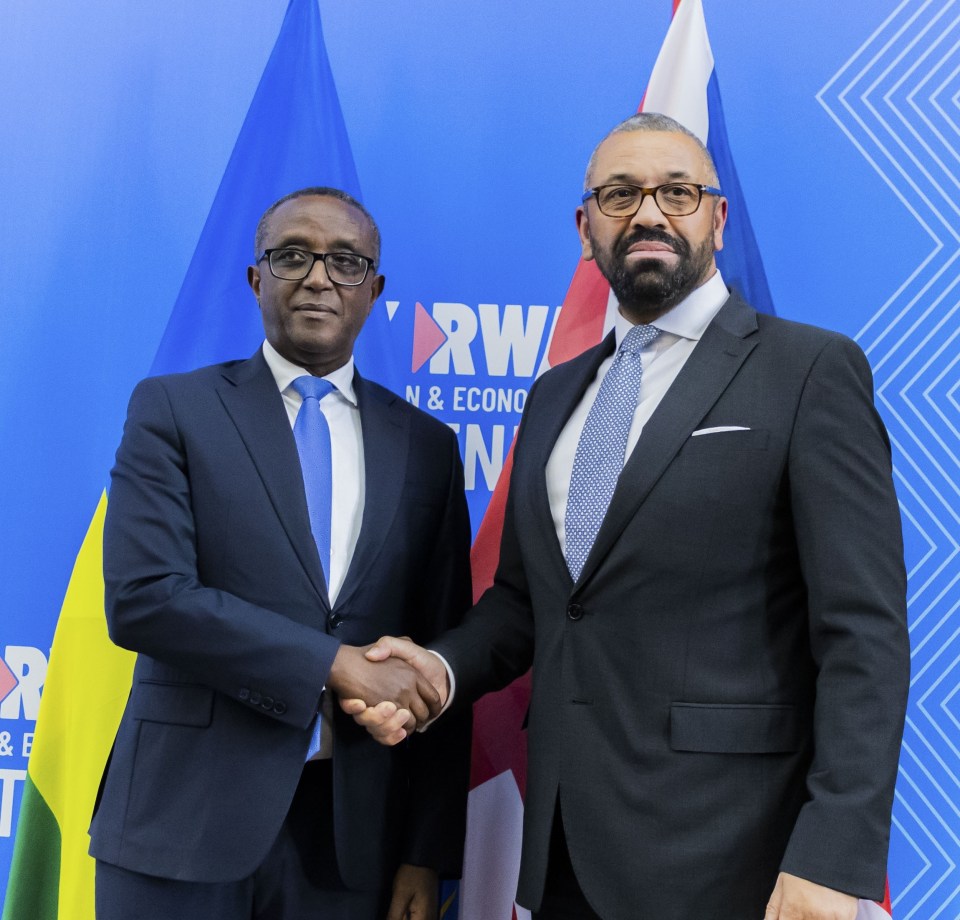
818, 2, 960, 918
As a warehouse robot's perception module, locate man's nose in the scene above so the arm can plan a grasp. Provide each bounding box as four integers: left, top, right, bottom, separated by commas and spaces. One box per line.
629, 191, 667, 228
302, 256, 335, 289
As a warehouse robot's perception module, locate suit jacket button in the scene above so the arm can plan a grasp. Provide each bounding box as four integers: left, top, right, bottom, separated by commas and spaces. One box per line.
567, 603, 584, 621
261, 696, 274, 709
239, 688, 250, 701
249, 691, 262, 705
328, 613, 344, 629
273, 701, 287, 715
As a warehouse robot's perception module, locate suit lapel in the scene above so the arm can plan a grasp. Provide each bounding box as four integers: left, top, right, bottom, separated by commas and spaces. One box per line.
575, 293, 759, 590
333, 374, 409, 612
216, 351, 331, 607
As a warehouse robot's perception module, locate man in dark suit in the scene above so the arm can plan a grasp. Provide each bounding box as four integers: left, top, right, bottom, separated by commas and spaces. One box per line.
345, 114, 910, 920
90, 187, 471, 920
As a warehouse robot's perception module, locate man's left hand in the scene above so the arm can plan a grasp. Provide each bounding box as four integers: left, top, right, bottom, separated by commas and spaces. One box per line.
765, 872, 858, 920
339, 698, 415, 744
386, 864, 438, 920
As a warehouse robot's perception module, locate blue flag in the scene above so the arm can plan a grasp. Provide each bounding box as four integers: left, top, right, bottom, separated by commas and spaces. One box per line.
706, 72, 775, 316
150, 0, 361, 376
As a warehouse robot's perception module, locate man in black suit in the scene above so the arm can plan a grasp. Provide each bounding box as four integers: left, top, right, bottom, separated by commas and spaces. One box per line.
345, 114, 910, 920
90, 187, 471, 920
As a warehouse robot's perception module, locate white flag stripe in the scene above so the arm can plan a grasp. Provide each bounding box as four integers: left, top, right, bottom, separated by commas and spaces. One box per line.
857, 898, 893, 920
642, 0, 713, 141
460, 771, 525, 919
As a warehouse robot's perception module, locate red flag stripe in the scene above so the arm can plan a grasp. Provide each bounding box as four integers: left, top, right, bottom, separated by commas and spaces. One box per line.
545, 259, 610, 367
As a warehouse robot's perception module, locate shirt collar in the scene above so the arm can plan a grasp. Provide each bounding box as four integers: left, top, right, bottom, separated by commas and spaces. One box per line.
261, 340, 358, 406
614, 269, 729, 347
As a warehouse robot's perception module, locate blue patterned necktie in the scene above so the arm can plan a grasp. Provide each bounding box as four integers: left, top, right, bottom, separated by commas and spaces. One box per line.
291, 375, 335, 761
564, 323, 661, 581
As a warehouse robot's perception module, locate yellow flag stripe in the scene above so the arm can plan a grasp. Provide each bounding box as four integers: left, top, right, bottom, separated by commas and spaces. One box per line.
27, 491, 134, 919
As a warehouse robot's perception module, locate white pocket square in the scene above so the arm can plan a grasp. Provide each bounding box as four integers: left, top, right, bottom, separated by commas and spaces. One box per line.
691, 426, 751, 436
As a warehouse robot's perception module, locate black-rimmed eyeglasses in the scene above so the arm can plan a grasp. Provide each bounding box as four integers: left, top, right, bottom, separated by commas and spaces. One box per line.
581, 183, 722, 218
258, 248, 375, 285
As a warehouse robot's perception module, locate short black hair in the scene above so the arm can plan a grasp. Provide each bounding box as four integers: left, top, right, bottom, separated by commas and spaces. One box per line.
254, 187, 381, 268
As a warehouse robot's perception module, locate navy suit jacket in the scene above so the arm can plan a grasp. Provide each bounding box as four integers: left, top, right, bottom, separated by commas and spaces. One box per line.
90, 350, 472, 889
433, 292, 910, 920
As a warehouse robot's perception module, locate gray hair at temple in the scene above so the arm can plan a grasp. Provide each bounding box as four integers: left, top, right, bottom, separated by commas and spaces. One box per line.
254, 186, 382, 269
583, 112, 720, 189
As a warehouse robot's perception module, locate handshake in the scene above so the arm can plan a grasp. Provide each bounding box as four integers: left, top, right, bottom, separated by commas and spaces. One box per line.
327, 637, 448, 746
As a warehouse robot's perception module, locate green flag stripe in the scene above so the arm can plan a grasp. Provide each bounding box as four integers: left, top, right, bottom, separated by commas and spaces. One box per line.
2, 773, 61, 920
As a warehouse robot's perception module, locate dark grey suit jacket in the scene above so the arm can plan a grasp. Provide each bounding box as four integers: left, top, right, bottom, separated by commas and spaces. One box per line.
90, 350, 472, 890
433, 291, 909, 920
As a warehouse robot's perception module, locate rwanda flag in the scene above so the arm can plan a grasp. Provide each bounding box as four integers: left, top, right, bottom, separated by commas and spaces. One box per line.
2, 2, 361, 917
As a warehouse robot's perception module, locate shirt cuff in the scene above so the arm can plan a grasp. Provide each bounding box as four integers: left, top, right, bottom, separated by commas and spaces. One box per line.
416, 649, 456, 732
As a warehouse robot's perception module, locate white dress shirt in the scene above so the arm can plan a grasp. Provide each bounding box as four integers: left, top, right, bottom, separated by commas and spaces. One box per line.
262, 339, 366, 758
546, 270, 730, 550
262, 340, 365, 604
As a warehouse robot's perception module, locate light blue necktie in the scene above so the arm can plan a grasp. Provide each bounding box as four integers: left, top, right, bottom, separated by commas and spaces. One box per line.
292, 375, 336, 585
564, 324, 661, 581
291, 375, 335, 760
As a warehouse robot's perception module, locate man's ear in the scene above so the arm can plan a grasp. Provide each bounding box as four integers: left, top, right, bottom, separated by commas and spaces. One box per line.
712, 197, 728, 253
575, 206, 595, 261
247, 264, 261, 299
359, 272, 385, 325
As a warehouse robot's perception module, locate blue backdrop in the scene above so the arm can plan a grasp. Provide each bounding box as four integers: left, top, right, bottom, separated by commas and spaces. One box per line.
2, 1, 957, 916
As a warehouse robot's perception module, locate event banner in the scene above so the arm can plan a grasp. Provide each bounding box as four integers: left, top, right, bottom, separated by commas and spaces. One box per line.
3, 1, 960, 918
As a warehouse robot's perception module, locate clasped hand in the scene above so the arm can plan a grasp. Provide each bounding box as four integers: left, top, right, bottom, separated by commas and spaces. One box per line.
335, 637, 447, 744
327, 641, 444, 729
